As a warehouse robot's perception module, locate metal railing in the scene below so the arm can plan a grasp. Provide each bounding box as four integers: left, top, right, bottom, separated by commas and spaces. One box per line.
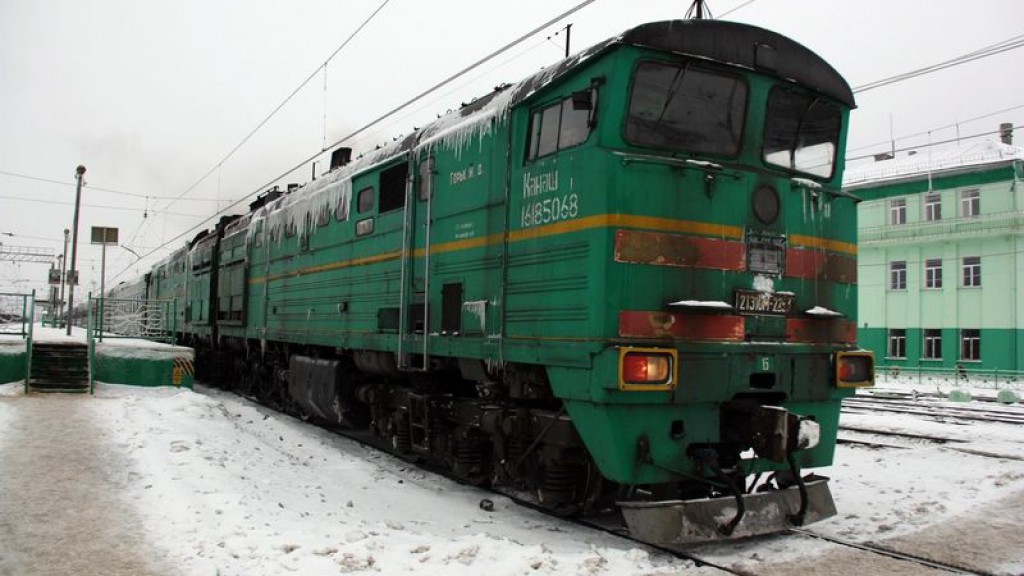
0, 291, 34, 337
93, 296, 176, 343
0, 291, 36, 393
876, 363, 1023, 390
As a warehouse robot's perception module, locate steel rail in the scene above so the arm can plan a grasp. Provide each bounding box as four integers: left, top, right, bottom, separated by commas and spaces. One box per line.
790, 528, 1002, 576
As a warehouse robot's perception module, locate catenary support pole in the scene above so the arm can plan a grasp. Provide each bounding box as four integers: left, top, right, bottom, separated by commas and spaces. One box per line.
66, 165, 85, 335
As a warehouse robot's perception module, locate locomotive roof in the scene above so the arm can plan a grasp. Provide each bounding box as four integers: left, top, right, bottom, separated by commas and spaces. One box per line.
406, 19, 855, 156
618, 20, 855, 108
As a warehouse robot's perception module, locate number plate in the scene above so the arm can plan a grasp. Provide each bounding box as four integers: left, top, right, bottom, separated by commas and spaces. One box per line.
734, 289, 795, 316
747, 230, 786, 275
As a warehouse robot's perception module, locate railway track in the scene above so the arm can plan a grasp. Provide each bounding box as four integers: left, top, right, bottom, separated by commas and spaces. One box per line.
575, 517, 1008, 576
788, 529, 1004, 576
842, 395, 1024, 425
838, 421, 1024, 461
537, 497, 1006, 576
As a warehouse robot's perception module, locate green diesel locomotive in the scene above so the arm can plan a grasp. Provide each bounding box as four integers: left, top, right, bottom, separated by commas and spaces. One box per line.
142, 18, 873, 545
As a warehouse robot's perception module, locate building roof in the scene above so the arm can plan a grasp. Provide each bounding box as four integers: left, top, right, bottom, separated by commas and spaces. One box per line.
844, 139, 1024, 190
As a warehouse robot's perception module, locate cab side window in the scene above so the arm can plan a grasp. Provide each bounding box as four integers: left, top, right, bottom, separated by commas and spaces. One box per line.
379, 163, 408, 213
526, 91, 594, 161
357, 187, 375, 213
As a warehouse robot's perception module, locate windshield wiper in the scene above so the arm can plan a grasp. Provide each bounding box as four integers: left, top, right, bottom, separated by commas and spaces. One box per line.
787, 96, 821, 170
653, 63, 691, 127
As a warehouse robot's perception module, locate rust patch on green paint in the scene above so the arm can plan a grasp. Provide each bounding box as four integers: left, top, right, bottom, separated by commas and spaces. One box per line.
614, 230, 697, 267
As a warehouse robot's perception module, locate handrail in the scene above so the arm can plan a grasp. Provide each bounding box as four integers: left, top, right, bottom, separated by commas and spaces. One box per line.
88, 292, 95, 395
25, 289, 34, 394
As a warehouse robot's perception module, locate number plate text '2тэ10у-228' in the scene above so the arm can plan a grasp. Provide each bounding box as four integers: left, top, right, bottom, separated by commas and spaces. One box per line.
734, 289, 795, 316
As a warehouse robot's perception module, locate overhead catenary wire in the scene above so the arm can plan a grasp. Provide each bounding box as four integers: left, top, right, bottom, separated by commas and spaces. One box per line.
853, 32, 1024, 94
158, 0, 393, 214
0, 169, 228, 202
110, 0, 602, 283
332, 34, 555, 161
318, 0, 599, 156
719, 0, 758, 18
102, 0, 394, 278
0, 193, 203, 218
845, 124, 1023, 163
846, 103, 1024, 156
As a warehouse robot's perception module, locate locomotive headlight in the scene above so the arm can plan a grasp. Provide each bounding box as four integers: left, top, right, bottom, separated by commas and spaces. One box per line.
619, 347, 677, 391
835, 351, 875, 388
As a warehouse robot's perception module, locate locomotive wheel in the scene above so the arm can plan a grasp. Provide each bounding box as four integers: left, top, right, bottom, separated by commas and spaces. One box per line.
244, 362, 267, 399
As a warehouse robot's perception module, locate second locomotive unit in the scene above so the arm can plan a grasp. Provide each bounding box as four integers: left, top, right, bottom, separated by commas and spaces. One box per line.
135, 18, 874, 544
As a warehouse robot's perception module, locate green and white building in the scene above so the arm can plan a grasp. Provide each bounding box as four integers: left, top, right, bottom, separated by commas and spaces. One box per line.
845, 133, 1024, 373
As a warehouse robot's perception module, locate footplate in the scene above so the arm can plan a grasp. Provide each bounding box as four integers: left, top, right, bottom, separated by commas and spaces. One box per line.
618, 478, 836, 545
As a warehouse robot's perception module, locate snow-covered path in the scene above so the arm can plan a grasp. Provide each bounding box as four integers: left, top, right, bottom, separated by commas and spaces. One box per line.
0, 395, 174, 576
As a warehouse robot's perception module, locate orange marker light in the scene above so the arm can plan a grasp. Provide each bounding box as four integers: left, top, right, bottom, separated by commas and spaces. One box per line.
623, 353, 671, 384
835, 352, 875, 388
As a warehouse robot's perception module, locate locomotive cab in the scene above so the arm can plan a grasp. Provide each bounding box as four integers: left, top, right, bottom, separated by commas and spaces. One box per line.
530, 20, 877, 543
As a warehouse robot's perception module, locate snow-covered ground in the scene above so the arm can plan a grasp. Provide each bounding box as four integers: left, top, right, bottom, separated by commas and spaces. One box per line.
0, 359, 1021, 574
0, 382, 709, 575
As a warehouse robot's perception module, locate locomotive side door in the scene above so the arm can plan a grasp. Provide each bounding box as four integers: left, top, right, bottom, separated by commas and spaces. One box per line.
398, 154, 430, 370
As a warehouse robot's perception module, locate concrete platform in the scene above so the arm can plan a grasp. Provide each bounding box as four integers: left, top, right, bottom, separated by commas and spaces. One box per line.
93, 338, 195, 389
0, 393, 173, 575
0, 326, 193, 390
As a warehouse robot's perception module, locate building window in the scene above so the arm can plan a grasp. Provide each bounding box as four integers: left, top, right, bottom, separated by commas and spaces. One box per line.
888, 329, 906, 358
889, 261, 907, 290
923, 329, 942, 360
962, 256, 981, 287
960, 189, 980, 218
924, 192, 941, 221
889, 198, 906, 225
924, 258, 942, 289
960, 329, 981, 361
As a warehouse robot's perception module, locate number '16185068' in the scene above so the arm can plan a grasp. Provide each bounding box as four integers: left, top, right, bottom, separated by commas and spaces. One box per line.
521, 193, 579, 228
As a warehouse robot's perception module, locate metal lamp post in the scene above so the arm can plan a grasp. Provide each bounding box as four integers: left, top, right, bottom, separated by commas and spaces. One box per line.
66, 165, 85, 335
91, 226, 118, 342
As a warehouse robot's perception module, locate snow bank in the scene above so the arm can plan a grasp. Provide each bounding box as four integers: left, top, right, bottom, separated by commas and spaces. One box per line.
0, 342, 25, 356
96, 339, 193, 362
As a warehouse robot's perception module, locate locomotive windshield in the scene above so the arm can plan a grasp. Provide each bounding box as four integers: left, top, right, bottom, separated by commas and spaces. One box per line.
625, 61, 746, 156
762, 87, 842, 178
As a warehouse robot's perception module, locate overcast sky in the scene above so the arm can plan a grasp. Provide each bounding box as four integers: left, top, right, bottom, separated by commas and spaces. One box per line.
1, 0, 1021, 298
